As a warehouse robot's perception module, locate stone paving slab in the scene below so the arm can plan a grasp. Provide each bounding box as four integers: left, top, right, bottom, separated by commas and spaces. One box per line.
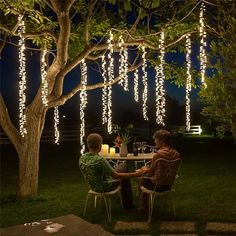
114, 221, 149, 233
160, 221, 196, 233
0, 214, 114, 236
206, 222, 236, 234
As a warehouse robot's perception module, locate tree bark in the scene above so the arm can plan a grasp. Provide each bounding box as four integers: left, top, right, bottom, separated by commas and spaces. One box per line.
16, 111, 44, 197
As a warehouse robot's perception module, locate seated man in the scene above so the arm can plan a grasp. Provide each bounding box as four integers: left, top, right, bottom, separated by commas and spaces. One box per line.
79, 133, 148, 209
139, 129, 181, 209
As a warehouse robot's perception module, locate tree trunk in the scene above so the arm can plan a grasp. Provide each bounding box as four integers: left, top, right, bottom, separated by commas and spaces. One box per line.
17, 114, 42, 198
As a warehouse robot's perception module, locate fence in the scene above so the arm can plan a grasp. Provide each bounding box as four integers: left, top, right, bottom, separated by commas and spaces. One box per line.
184, 125, 202, 135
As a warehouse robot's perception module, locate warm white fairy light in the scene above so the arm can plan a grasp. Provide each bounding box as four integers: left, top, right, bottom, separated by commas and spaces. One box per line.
123, 46, 129, 91
107, 31, 114, 133
18, 17, 27, 137
134, 69, 139, 102
185, 34, 192, 131
118, 36, 129, 91
80, 59, 88, 153
118, 36, 124, 87
155, 31, 166, 125
54, 106, 59, 145
101, 55, 108, 124
41, 49, 48, 106
141, 46, 148, 121
199, 2, 207, 87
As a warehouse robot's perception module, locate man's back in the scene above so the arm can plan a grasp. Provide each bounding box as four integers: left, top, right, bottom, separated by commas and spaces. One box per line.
79, 152, 114, 192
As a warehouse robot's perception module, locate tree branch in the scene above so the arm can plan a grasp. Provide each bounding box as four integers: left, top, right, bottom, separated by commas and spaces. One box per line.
48, 60, 143, 108
0, 25, 58, 43
0, 95, 21, 152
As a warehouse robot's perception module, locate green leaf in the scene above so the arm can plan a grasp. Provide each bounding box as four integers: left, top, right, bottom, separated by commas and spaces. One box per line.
151, 0, 160, 8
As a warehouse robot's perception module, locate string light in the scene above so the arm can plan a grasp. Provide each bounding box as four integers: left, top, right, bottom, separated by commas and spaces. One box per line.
80, 59, 88, 153
134, 69, 139, 102
41, 49, 48, 106
54, 106, 59, 145
118, 36, 129, 91
155, 31, 166, 125
18, 17, 27, 137
185, 34, 192, 131
199, 2, 207, 87
118, 36, 124, 87
107, 31, 114, 133
141, 46, 148, 121
101, 55, 107, 124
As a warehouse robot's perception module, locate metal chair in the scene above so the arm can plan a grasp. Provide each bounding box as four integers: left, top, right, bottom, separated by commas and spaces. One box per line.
80, 161, 123, 222
140, 158, 181, 223
83, 184, 123, 222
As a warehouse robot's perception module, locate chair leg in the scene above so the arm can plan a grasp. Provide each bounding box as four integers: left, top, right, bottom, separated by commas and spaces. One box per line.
83, 193, 90, 216
94, 195, 97, 208
148, 194, 156, 223
108, 197, 112, 222
103, 196, 111, 223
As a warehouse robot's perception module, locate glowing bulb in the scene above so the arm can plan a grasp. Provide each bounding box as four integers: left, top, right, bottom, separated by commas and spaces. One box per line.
199, 2, 207, 87
185, 34, 192, 131
18, 17, 27, 137
41, 49, 48, 106
80, 59, 88, 153
141, 46, 148, 121
54, 106, 59, 145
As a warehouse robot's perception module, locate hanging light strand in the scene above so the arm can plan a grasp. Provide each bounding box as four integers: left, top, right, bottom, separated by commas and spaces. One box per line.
141, 46, 148, 121
123, 46, 129, 91
41, 49, 48, 106
156, 31, 166, 125
155, 66, 161, 124
134, 69, 139, 102
118, 36, 129, 91
101, 55, 108, 124
118, 36, 124, 87
54, 106, 59, 145
80, 59, 88, 153
199, 2, 207, 87
185, 34, 192, 131
107, 31, 114, 134
18, 17, 27, 137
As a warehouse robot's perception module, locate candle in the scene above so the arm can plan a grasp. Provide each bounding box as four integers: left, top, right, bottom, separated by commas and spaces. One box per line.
100, 144, 109, 157
109, 147, 116, 157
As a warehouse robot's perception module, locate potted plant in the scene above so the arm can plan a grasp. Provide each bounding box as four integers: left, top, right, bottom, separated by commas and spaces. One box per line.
114, 132, 131, 157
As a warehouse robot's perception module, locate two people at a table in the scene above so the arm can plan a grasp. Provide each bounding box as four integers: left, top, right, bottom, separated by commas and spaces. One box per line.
79, 129, 180, 210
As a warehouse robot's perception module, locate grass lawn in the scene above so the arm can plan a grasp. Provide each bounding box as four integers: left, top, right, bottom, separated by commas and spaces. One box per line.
1, 137, 236, 235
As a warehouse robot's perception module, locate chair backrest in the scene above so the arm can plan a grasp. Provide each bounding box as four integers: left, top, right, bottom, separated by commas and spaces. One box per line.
154, 158, 181, 187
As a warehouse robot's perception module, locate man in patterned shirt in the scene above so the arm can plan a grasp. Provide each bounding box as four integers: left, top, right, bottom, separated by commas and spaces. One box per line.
79, 133, 148, 209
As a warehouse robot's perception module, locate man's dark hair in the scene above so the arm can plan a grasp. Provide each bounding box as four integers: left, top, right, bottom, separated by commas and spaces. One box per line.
86, 133, 102, 150
152, 129, 172, 145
